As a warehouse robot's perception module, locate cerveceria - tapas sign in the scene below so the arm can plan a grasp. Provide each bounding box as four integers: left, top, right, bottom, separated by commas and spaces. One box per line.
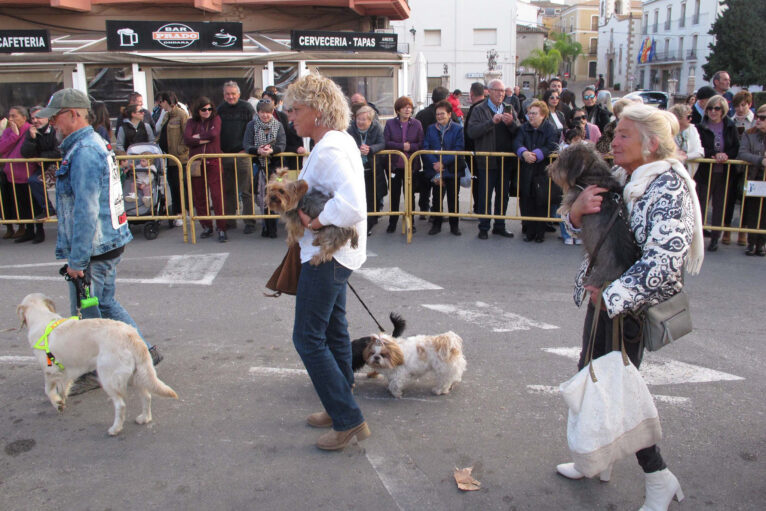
291, 30, 397, 53
106, 20, 242, 51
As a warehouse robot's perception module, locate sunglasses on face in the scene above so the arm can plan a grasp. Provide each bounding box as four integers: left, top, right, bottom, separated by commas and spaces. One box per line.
550, 95, 560, 100
573, 116, 586, 121
706, 106, 722, 112
583, 94, 595, 100
200, 107, 213, 112
756, 115, 766, 121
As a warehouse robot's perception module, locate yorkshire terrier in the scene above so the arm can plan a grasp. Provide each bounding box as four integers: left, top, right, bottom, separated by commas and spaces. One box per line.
265, 169, 359, 266
547, 144, 640, 288
361, 325, 466, 398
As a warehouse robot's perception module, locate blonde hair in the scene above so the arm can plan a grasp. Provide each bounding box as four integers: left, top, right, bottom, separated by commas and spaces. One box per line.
669, 103, 691, 121
612, 98, 634, 118
620, 103, 679, 160
705, 95, 729, 118
284, 73, 350, 131
528, 99, 549, 119
355, 105, 375, 121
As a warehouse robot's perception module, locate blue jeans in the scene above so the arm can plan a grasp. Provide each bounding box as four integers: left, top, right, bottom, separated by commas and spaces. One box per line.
28, 171, 54, 215
292, 259, 364, 431
67, 255, 151, 349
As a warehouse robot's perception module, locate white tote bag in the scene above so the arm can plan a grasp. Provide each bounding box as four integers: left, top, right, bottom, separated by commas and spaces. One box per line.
559, 313, 662, 478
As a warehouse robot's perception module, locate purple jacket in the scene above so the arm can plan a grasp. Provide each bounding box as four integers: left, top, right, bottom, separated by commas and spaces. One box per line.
0, 122, 33, 183
384, 117, 424, 169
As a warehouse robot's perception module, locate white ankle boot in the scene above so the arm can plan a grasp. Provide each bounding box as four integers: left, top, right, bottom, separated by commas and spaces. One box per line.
556, 462, 612, 482
638, 468, 684, 510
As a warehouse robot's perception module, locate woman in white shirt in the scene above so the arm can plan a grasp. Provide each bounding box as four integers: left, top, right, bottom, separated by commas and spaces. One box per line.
669, 104, 703, 177
283, 74, 369, 451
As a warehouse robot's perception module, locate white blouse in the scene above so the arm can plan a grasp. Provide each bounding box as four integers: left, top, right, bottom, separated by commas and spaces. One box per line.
297, 130, 367, 270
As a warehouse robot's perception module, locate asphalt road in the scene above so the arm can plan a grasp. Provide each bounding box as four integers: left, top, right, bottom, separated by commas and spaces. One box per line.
0, 218, 763, 511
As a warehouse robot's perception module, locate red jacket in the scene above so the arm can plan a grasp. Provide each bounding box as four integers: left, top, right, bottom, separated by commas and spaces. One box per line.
447, 94, 464, 118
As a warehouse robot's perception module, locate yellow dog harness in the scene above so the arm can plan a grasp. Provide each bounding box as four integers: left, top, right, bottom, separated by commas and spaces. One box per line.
33, 317, 78, 370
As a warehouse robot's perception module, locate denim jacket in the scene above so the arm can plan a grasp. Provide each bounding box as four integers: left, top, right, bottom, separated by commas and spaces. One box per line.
55, 126, 132, 270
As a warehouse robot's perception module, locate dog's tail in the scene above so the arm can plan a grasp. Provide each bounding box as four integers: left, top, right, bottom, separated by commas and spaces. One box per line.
389, 312, 406, 337
432, 331, 464, 363
132, 334, 178, 399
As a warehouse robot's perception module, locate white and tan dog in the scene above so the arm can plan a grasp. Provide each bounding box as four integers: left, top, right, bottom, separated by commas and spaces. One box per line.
17, 293, 178, 436
362, 331, 466, 398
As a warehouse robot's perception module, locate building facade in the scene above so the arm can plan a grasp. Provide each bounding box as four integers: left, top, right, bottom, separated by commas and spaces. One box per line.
0, 0, 410, 117
555, 0, 600, 82
597, 0, 643, 92
636, 0, 723, 95
390, 0, 518, 97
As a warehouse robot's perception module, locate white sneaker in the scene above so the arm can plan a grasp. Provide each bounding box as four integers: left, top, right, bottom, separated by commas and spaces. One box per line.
173, 219, 183, 227
125, 193, 137, 200
564, 238, 574, 245
574, 238, 583, 245
142, 196, 152, 207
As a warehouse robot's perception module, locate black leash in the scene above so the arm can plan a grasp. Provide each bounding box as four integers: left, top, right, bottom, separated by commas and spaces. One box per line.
347, 281, 386, 332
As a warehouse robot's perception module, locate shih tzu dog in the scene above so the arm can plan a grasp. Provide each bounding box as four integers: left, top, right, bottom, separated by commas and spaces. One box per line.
265, 168, 359, 266
351, 312, 407, 373
362, 328, 466, 398
547, 143, 640, 287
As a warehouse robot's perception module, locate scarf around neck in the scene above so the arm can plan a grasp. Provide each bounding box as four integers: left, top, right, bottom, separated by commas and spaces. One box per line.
622, 158, 704, 275
252, 116, 282, 166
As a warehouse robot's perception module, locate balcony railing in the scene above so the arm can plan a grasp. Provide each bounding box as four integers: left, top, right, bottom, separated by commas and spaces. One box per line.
653, 51, 683, 62
664, 20, 671, 30
687, 49, 697, 60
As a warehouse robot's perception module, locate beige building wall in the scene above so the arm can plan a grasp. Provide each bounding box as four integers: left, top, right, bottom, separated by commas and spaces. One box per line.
557, 1, 600, 81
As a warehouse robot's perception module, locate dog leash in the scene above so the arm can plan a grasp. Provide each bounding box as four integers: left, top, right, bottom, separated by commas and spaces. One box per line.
347, 281, 386, 332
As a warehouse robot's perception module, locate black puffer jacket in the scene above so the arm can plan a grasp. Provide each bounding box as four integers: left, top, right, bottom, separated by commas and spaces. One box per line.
696, 116, 740, 160
20, 124, 60, 159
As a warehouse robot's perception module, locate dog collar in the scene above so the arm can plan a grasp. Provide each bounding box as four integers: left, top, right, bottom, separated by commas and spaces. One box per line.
33, 317, 78, 371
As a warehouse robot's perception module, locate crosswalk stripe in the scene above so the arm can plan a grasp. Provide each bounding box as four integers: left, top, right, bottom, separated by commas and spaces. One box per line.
355, 267, 442, 292
423, 301, 558, 332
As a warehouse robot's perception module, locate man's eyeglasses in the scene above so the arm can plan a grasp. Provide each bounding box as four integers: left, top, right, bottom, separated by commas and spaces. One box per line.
258, 98, 272, 104
200, 107, 213, 112
757, 115, 766, 121
50, 109, 73, 122
489, 88, 504, 93
573, 116, 586, 122
583, 94, 595, 100
706, 106, 722, 112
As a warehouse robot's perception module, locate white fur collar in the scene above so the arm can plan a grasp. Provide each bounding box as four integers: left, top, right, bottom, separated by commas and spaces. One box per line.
623, 159, 704, 275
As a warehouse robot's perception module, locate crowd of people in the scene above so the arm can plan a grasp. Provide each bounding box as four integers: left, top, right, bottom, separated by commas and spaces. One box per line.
1, 69, 763, 253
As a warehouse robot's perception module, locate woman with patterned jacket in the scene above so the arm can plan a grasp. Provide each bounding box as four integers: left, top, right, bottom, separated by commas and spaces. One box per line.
559, 104, 705, 511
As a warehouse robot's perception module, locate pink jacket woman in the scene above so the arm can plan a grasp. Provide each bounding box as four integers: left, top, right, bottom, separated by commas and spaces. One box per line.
0, 116, 33, 184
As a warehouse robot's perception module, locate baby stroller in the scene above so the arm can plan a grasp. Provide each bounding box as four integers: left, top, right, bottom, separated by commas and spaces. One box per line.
122, 143, 167, 240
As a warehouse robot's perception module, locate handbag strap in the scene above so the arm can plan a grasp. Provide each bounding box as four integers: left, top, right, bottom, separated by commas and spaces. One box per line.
585, 285, 630, 383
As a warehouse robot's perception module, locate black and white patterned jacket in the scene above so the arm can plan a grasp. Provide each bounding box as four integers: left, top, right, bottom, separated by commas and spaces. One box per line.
570, 169, 695, 318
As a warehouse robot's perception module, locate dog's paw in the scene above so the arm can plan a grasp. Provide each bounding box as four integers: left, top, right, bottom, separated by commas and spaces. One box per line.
135, 414, 152, 425
366, 371, 381, 379
56, 400, 66, 412
107, 425, 123, 436
432, 387, 451, 395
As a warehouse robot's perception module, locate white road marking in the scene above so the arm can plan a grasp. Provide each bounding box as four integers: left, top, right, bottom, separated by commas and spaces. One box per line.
355, 267, 442, 292
525, 384, 690, 405
542, 347, 744, 385
0, 253, 228, 286
249, 366, 307, 377
0, 355, 36, 364
366, 426, 446, 510
423, 301, 558, 332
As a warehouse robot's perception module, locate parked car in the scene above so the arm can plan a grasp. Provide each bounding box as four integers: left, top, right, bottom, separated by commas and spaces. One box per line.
621, 90, 670, 110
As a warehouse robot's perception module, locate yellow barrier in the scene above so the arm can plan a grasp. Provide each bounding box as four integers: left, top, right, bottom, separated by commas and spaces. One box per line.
1, 154, 189, 242
369, 149, 409, 237
0, 157, 59, 225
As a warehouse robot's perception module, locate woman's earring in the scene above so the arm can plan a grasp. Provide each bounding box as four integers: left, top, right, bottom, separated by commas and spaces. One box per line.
314, 117, 320, 127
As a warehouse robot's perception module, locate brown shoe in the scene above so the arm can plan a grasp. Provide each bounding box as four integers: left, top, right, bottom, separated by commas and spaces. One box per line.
721, 231, 731, 245
316, 422, 371, 450
737, 232, 748, 246
11, 225, 26, 239
307, 411, 333, 428
2, 226, 14, 239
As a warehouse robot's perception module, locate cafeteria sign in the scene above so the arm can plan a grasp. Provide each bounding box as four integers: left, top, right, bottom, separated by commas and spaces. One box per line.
0, 30, 50, 53
291, 30, 397, 53
106, 20, 242, 51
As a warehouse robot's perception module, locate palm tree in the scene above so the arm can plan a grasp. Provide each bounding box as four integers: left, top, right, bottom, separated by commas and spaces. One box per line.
548, 32, 582, 78
520, 48, 562, 84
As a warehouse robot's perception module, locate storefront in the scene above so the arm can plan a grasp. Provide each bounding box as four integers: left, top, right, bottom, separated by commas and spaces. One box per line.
0, 1, 409, 119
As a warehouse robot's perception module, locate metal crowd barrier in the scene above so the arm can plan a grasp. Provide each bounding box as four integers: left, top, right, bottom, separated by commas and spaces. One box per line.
688, 158, 764, 235
370, 149, 409, 235
1, 154, 189, 242
184, 152, 307, 244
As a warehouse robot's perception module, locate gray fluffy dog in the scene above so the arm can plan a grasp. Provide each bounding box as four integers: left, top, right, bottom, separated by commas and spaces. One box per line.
547, 144, 640, 287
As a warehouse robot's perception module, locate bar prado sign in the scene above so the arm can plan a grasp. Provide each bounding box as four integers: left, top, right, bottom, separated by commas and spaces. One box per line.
106, 21, 242, 51
291, 30, 397, 52
0, 30, 50, 53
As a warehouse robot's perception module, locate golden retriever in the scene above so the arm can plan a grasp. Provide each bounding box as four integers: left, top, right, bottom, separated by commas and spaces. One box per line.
17, 293, 177, 436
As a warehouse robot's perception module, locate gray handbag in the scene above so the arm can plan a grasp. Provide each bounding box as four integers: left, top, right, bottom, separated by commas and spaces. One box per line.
643, 291, 692, 351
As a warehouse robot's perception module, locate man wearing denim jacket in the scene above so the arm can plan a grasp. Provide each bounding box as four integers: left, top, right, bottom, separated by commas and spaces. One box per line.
40, 89, 162, 393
